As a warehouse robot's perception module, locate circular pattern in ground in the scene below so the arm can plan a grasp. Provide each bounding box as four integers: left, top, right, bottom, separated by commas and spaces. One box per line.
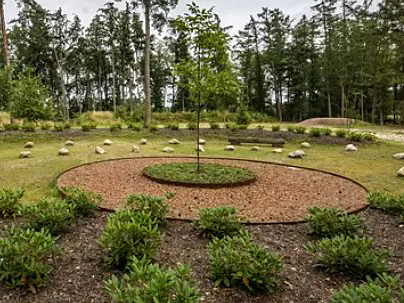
57, 157, 368, 223
143, 162, 256, 187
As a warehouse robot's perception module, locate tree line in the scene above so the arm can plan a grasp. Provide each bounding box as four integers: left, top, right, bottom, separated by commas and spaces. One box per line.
0, 0, 403, 124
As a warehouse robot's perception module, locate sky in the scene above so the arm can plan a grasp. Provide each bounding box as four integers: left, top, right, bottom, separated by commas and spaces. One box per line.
4, 0, 317, 33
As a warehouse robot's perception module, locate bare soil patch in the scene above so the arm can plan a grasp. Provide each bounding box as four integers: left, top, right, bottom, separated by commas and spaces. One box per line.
57, 157, 368, 223
299, 118, 358, 127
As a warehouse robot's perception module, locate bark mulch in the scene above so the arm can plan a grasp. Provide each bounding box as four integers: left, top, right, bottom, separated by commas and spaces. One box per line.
57, 157, 368, 223
0, 208, 403, 303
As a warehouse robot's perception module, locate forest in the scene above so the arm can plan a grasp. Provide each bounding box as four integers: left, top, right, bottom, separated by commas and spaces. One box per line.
0, 0, 403, 125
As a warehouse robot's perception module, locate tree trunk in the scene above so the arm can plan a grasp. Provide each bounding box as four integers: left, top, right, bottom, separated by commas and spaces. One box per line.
341, 85, 345, 118
143, 4, 151, 128
111, 51, 117, 113
0, 0, 10, 66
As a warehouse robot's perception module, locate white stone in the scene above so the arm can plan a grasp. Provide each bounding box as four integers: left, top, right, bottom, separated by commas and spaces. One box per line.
65, 140, 74, 146
103, 139, 113, 146
139, 138, 147, 145
398, 167, 404, 177
273, 148, 283, 153
95, 146, 105, 154
300, 142, 311, 148
288, 150, 305, 159
196, 145, 205, 152
24, 142, 34, 148
393, 153, 404, 160
163, 147, 174, 153
199, 139, 206, 145
132, 145, 140, 153
19, 151, 31, 159
225, 145, 235, 151
345, 144, 358, 152
169, 139, 180, 145
251, 146, 260, 151
58, 148, 69, 156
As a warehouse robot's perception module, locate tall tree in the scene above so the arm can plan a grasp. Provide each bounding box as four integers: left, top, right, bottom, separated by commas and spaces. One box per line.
0, 0, 10, 66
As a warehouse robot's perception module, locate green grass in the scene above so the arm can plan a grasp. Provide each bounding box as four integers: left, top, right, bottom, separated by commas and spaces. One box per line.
0, 130, 403, 203
143, 162, 256, 185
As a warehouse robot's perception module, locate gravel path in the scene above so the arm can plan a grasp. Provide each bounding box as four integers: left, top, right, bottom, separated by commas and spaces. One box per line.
57, 157, 368, 223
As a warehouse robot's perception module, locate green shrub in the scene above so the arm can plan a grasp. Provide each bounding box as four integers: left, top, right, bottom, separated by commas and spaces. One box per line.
367, 191, 404, 216
100, 209, 161, 268
210, 122, 220, 129
235, 104, 251, 126
127, 123, 142, 131
165, 123, 179, 130
3, 123, 20, 131
21, 123, 36, 132
295, 126, 306, 134
62, 187, 101, 217
329, 273, 404, 303
287, 126, 296, 132
306, 235, 390, 278
81, 122, 96, 131
0, 225, 60, 292
105, 257, 201, 303
109, 123, 122, 132
40, 122, 52, 130
225, 123, 234, 129
347, 132, 364, 142
0, 188, 24, 218
336, 130, 347, 138
149, 124, 158, 132
195, 207, 244, 238
126, 194, 169, 226
256, 125, 265, 130
27, 198, 75, 235
362, 133, 376, 141
309, 128, 322, 137
63, 122, 71, 129
209, 230, 283, 292
271, 125, 280, 132
305, 207, 364, 238
237, 124, 248, 130
53, 123, 64, 132
187, 122, 197, 130
321, 128, 332, 136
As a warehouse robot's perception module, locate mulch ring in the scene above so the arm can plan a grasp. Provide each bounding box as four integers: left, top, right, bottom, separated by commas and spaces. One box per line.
0, 209, 403, 303
57, 157, 368, 223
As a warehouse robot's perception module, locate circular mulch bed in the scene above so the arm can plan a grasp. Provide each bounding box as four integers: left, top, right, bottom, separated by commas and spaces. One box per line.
56, 157, 368, 223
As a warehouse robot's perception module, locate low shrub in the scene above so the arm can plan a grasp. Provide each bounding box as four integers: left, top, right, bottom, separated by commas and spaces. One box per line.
63, 122, 71, 129
305, 207, 364, 238
105, 257, 201, 303
3, 124, 20, 131
329, 273, 404, 303
256, 125, 265, 131
195, 207, 244, 238
126, 194, 169, 226
187, 122, 197, 130
100, 209, 161, 268
367, 191, 404, 216
347, 132, 364, 142
309, 128, 322, 137
321, 128, 332, 136
235, 105, 251, 126
0, 225, 60, 292
237, 124, 248, 130
40, 122, 52, 130
26, 198, 75, 235
109, 123, 122, 132
165, 123, 179, 130
362, 133, 376, 141
306, 235, 390, 278
271, 125, 280, 132
53, 123, 64, 132
81, 122, 97, 131
295, 126, 306, 134
21, 123, 36, 132
149, 124, 158, 132
62, 187, 101, 217
225, 123, 234, 129
210, 122, 220, 129
127, 123, 142, 131
0, 188, 24, 218
287, 126, 296, 132
335, 130, 347, 138
209, 230, 283, 292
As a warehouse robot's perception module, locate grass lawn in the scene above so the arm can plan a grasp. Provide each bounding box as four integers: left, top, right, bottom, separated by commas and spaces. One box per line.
0, 129, 403, 204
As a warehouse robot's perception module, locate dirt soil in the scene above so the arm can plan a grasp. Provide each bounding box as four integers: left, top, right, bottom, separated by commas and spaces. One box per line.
0, 208, 403, 303
57, 157, 368, 223
299, 118, 358, 127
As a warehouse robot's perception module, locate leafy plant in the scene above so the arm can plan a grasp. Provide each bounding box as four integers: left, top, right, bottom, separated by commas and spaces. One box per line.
294, 126, 306, 134
127, 123, 142, 131
367, 191, 404, 216
306, 235, 390, 278
271, 125, 280, 132
195, 207, 245, 238
165, 123, 179, 130
3, 123, 20, 131
26, 197, 75, 235
81, 122, 96, 131
40, 122, 52, 130
256, 125, 264, 130
329, 273, 404, 303
100, 209, 161, 268
305, 207, 364, 238
126, 194, 169, 226
235, 103, 251, 126
336, 130, 347, 138
0, 188, 24, 218
210, 122, 220, 129
110, 123, 122, 132
187, 122, 197, 130
310, 128, 322, 137
105, 257, 201, 303
321, 128, 332, 136
347, 132, 364, 142
287, 126, 296, 132
53, 123, 65, 132
62, 187, 101, 217
0, 225, 60, 292
21, 122, 36, 132
209, 230, 283, 292
149, 124, 158, 132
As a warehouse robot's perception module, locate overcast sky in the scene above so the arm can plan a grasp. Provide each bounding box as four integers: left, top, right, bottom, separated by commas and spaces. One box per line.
5, 0, 316, 33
